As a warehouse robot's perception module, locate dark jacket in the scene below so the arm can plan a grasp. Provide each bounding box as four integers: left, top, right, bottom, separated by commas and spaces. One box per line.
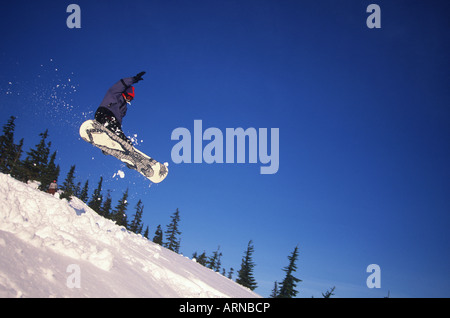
97, 77, 137, 125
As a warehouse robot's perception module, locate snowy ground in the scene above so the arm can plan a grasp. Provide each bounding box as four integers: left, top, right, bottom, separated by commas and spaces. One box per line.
0, 173, 260, 298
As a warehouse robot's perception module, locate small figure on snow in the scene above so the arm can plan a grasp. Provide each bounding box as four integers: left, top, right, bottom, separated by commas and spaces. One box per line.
47, 180, 58, 195
95, 72, 146, 144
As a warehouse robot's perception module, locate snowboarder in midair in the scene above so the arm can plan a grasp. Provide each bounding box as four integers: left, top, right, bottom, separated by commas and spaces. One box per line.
95, 72, 146, 144
80, 70, 168, 183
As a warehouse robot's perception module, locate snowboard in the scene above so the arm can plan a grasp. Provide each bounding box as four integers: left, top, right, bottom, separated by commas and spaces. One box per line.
79, 120, 168, 184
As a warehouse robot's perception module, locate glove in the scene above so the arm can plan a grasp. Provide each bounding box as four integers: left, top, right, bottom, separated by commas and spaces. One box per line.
134, 71, 146, 83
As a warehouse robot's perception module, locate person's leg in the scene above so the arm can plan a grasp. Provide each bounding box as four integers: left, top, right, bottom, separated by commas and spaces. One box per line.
95, 108, 132, 145
95, 107, 114, 125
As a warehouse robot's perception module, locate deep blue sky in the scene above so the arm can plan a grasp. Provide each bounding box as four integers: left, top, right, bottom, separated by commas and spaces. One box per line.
1, 0, 449, 297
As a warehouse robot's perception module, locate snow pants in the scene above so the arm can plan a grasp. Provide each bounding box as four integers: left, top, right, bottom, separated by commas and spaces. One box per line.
95, 107, 131, 144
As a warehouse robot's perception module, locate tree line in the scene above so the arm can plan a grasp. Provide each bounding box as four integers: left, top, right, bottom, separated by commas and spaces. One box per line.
0, 116, 179, 250
0, 115, 316, 297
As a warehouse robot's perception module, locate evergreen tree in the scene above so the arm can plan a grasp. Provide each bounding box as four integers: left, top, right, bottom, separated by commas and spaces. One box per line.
143, 226, 149, 239
152, 225, 163, 245
322, 286, 336, 298
192, 251, 208, 266
88, 177, 103, 213
129, 199, 144, 234
74, 181, 81, 197
99, 190, 112, 218
236, 240, 258, 290
277, 245, 301, 298
0, 116, 19, 174
9, 138, 24, 179
79, 180, 89, 203
164, 209, 181, 253
227, 267, 234, 280
206, 246, 222, 272
20, 129, 51, 183
60, 165, 76, 201
0, 116, 25, 179
270, 281, 279, 298
112, 188, 129, 227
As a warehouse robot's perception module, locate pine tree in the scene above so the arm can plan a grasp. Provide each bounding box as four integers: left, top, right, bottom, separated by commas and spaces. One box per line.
99, 190, 112, 218
112, 188, 129, 227
0, 116, 19, 174
9, 138, 23, 179
322, 286, 336, 298
152, 225, 163, 245
164, 208, 181, 253
277, 245, 301, 298
79, 180, 89, 203
129, 199, 144, 234
236, 240, 258, 290
60, 165, 76, 201
74, 181, 81, 197
206, 246, 222, 272
270, 281, 279, 298
20, 129, 51, 183
0, 116, 25, 179
143, 226, 149, 239
227, 268, 234, 280
88, 177, 103, 213
193, 251, 208, 267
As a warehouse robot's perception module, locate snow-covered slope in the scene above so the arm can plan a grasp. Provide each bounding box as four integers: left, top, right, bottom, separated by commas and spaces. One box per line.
0, 173, 260, 298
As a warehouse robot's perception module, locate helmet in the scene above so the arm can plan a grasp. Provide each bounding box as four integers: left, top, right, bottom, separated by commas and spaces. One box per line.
122, 86, 135, 101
